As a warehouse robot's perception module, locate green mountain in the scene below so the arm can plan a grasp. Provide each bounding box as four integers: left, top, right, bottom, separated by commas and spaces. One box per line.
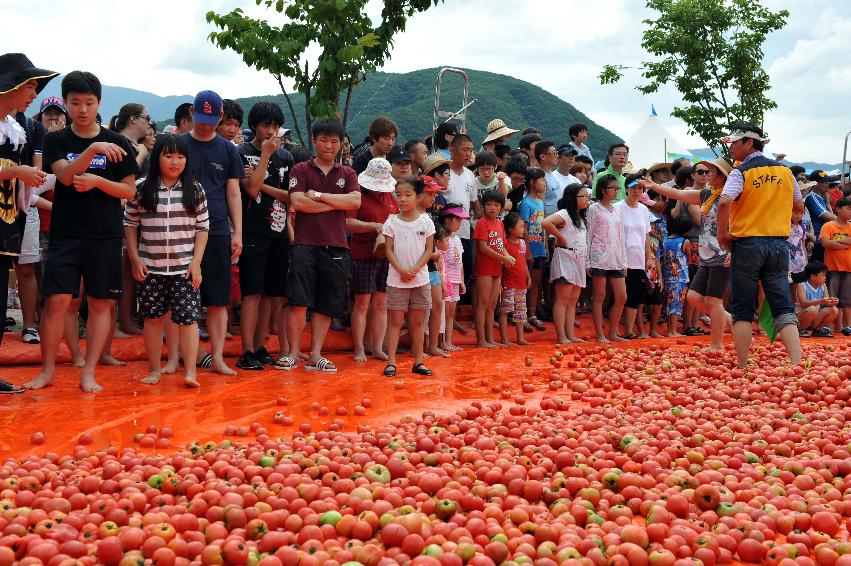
38, 67, 621, 157
237, 67, 621, 157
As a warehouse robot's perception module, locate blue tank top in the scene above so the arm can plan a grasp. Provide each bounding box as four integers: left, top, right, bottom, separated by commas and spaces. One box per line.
802, 281, 825, 303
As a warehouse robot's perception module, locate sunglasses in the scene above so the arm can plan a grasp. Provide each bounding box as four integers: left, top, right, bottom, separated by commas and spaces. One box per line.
694, 169, 711, 175
137, 115, 152, 122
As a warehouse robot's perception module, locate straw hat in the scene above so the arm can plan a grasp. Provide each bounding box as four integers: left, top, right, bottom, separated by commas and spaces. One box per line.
482, 119, 519, 145
357, 158, 396, 193
698, 156, 733, 178
422, 153, 450, 176
648, 162, 671, 175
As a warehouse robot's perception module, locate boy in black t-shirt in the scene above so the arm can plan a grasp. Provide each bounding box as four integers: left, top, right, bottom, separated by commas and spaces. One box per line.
182, 91, 244, 375
24, 71, 138, 393
235, 102, 294, 370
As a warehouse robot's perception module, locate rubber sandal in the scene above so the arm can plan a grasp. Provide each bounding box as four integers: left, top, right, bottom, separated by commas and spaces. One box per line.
0, 379, 24, 394
198, 354, 213, 368
274, 355, 296, 371
305, 357, 337, 373
412, 363, 433, 376
21, 327, 40, 344
623, 333, 638, 340
383, 364, 397, 377
529, 318, 546, 331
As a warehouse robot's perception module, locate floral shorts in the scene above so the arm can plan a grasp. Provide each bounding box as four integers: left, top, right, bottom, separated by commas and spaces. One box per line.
664, 280, 688, 318
500, 287, 528, 323
139, 273, 203, 325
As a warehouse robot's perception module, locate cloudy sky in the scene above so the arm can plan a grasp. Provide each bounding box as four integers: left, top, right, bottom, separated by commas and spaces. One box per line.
4, 0, 850, 163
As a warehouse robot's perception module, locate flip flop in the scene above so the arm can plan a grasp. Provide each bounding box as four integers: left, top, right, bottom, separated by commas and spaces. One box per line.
274, 356, 296, 371
305, 357, 337, 373
198, 354, 213, 368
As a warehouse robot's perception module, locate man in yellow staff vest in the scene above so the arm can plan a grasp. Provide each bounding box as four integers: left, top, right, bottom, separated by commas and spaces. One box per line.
716, 123, 804, 370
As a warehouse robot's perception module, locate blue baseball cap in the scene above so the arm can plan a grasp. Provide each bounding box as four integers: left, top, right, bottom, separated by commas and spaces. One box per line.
192, 90, 223, 126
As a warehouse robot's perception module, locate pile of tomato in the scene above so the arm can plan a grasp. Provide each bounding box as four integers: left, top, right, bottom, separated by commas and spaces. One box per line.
2, 341, 850, 565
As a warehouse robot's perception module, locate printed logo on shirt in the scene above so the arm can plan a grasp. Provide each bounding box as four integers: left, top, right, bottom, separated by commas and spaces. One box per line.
67, 153, 107, 170
210, 162, 224, 173
289, 178, 298, 189
336, 178, 345, 189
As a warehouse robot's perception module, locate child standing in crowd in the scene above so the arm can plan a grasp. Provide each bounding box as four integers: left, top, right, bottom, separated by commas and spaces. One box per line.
519, 167, 547, 331
216, 99, 243, 143
26, 71, 139, 393
124, 134, 209, 388
382, 177, 435, 377
819, 197, 851, 335
543, 183, 589, 344
662, 215, 692, 337
472, 151, 508, 218
500, 213, 531, 345
796, 261, 839, 337
182, 91, 244, 375
587, 174, 627, 343
236, 102, 293, 370
427, 225, 450, 356
473, 191, 515, 348
439, 205, 467, 352
787, 209, 808, 292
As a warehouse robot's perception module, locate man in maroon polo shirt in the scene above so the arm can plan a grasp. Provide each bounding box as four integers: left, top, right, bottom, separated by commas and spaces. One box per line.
277, 119, 361, 373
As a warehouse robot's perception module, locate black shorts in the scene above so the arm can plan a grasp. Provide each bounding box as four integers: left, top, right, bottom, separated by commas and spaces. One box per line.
461, 238, 474, 285
43, 236, 122, 300
351, 257, 389, 295
139, 273, 202, 325
625, 268, 662, 308
590, 268, 626, 278
530, 256, 547, 270
200, 234, 232, 307
239, 232, 288, 297
287, 245, 351, 318
689, 265, 731, 299
790, 270, 808, 285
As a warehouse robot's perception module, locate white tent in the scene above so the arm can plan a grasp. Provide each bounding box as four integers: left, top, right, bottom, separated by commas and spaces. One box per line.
626, 106, 693, 168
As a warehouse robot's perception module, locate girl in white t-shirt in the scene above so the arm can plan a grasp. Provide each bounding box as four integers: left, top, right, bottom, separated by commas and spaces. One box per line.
382, 178, 436, 378
542, 183, 589, 343
587, 174, 628, 343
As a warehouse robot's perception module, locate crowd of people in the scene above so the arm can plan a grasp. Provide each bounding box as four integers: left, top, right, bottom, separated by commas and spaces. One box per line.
0, 53, 849, 394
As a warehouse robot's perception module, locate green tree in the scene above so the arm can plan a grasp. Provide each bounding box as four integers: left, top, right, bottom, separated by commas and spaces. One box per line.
206, 0, 442, 148
599, 0, 788, 155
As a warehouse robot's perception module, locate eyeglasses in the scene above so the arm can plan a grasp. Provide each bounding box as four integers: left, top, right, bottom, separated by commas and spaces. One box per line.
694, 169, 711, 175
137, 115, 152, 122
611, 152, 628, 158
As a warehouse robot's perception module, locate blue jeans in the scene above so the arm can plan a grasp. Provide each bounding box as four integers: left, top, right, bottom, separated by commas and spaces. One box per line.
730, 237, 797, 330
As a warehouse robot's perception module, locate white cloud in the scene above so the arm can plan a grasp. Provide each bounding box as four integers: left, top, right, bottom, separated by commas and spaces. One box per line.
4, 0, 849, 163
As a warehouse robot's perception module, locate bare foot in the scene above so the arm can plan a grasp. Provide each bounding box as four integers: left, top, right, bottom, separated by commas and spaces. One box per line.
80, 372, 102, 393
100, 354, 126, 367
118, 323, 143, 335
372, 349, 389, 361
113, 328, 131, 339
649, 331, 660, 338
701, 345, 724, 353
597, 336, 611, 344
501, 340, 516, 346
428, 348, 450, 358
225, 332, 234, 340
161, 360, 179, 374
211, 357, 237, 376
23, 371, 54, 390
297, 352, 309, 362
454, 322, 469, 335
637, 333, 649, 339
184, 375, 200, 388
517, 339, 531, 345
353, 348, 367, 362
569, 337, 585, 343
488, 341, 504, 348
141, 371, 161, 385
574, 320, 581, 327
71, 354, 85, 368
444, 343, 462, 352
609, 335, 628, 343
667, 331, 683, 337
476, 341, 496, 349
556, 337, 571, 344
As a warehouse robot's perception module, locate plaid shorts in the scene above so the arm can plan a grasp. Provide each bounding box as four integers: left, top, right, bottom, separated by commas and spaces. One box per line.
351, 257, 389, 295
500, 287, 527, 323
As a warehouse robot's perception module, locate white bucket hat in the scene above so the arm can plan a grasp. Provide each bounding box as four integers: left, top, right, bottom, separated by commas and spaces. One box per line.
357, 158, 396, 193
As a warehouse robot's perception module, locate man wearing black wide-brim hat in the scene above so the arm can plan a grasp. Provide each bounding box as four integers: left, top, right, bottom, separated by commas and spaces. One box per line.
0, 53, 59, 394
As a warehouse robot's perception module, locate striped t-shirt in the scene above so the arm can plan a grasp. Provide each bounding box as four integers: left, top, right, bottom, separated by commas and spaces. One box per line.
123, 180, 210, 275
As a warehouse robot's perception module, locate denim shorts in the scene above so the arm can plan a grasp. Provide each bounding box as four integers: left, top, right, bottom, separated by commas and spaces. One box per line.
730, 237, 797, 330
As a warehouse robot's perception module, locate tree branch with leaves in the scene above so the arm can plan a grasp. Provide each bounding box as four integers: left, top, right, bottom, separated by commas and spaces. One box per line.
206, 0, 443, 149
599, 0, 788, 156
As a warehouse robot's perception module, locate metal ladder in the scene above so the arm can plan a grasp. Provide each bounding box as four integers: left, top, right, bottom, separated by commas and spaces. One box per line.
432, 67, 476, 136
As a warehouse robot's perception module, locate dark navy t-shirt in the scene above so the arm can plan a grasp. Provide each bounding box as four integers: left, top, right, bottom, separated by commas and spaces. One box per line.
181, 133, 244, 236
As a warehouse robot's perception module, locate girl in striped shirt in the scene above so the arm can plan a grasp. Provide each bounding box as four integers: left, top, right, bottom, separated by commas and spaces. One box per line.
124, 134, 209, 387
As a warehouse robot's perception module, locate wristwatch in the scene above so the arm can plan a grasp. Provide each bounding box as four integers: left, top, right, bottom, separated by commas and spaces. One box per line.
313, 191, 323, 201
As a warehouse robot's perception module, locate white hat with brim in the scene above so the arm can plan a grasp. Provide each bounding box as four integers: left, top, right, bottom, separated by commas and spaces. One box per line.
482, 119, 519, 145
357, 158, 396, 193
698, 157, 733, 178
720, 129, 769, 144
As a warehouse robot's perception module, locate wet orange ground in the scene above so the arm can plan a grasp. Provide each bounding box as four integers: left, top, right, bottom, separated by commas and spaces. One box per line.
0, 316, 725, 459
